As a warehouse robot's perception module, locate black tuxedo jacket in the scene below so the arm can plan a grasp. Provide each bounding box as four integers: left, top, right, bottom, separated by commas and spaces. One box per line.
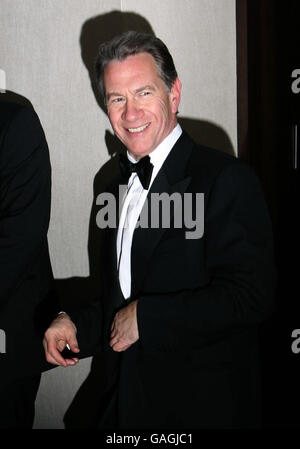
72, 131, 276, 428
0, 101, 55, 387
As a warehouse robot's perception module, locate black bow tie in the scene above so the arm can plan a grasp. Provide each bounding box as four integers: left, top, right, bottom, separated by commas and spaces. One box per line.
119, 153, 154, 190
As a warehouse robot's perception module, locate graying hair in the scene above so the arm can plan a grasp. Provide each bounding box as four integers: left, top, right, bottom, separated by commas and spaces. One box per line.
95, 31, 178, 99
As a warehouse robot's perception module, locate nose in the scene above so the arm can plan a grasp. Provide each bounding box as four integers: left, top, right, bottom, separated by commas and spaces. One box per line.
122, 97, 143, 122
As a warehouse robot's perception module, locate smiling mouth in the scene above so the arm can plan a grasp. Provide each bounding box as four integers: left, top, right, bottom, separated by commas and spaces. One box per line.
127, 123, 150, 133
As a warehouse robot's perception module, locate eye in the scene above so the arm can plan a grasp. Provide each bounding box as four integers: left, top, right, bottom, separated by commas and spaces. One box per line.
140, 91, 151, 97
107, 97, 125, 107
112, 97, 125, 103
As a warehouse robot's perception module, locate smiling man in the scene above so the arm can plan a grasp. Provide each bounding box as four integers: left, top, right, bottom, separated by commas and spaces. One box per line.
43, 31, 275, 429
104, 51, 181, 160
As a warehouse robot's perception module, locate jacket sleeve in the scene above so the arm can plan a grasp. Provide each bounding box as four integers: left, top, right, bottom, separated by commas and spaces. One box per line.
137, 162, 276, 351
0, 105, 51, 311
66, 298, 103, 358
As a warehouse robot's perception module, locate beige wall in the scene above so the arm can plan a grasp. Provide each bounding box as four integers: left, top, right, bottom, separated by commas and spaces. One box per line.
0, 0, 237, 428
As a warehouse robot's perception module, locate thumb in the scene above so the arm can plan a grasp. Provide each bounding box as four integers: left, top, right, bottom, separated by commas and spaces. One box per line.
67, 335, 80, 353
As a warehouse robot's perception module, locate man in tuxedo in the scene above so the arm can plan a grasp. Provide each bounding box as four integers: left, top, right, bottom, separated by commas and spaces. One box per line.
0, 100, 54, 428
43, 31, 276, 428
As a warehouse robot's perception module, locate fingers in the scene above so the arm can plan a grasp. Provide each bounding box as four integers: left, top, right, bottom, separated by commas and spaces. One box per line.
111, 341, 132, 352
67, 335, 80, 353
110, 328, 117, 340
109, 325, 125, 348
64, 357, 79, 366
109, 332, 133, 352
43, 341, 61, 366
43, 337, 80, 367
43, 335, 80, 367
109, 335, 118, 348
109, 301, 139, 352
122, 344, 131, 351
43, 337, 67, 367
43, 314, 80, 367
57, 339, 67, 352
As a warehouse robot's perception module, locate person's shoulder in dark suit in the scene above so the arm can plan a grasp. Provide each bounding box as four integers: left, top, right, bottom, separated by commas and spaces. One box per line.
0, 101, 48, 168
183, 132, 268, 215
183, 131, 252, 181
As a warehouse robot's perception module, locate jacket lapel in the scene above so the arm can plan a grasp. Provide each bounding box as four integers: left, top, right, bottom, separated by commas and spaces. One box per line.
103, 170, 126, 308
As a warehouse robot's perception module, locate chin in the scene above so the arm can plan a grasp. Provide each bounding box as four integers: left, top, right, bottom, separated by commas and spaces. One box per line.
128, 146, 151, 159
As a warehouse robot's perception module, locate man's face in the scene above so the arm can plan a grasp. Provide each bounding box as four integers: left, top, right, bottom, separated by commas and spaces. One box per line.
104, 52, 181, 160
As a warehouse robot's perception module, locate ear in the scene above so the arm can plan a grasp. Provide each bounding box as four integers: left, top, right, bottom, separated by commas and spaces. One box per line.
170, 78, 182, 114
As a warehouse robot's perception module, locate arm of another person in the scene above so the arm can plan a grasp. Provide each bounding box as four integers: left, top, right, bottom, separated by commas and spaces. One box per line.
43, 297, 103, 366
0, 105, 73, 361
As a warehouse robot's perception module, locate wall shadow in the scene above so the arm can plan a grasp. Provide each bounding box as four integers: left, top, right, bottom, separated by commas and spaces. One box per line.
44, 10, 236, 428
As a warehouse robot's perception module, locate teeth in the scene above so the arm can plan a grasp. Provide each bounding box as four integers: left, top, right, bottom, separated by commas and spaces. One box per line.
128, 123, 149, 133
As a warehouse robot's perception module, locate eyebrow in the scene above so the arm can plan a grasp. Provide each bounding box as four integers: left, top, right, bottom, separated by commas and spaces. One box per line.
134, 85, 155, 94
106, 85, 156, 102
106, 91, 124, 102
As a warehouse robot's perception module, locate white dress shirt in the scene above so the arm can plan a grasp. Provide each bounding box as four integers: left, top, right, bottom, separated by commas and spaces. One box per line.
117, 123, 182, 300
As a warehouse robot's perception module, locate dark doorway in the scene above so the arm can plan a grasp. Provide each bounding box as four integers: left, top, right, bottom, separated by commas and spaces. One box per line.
236, 0, 300, 428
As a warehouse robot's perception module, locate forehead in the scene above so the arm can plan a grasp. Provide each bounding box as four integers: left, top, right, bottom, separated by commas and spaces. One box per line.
103, 52, 161, 91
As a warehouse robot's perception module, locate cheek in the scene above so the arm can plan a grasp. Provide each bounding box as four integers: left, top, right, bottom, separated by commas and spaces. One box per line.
156, 98, 172, 122
108, 112, 122, 133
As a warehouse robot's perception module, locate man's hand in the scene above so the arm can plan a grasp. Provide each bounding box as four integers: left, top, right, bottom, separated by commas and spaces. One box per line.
110, 300, 139, 352
43, 312, 80, 367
